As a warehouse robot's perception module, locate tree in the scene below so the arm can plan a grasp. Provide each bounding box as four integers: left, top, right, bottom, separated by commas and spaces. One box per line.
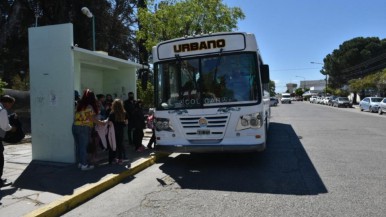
135, 0, 244, 94
323, 37, 386, 89
0, 78, 7, 95
137, 0, 245, 51
136, 79, 154, 109
11, 73, 29, 91
269, 80, 276, 97
348, 69, 386, 100
0, 0, 138, 88
294, 88, 304, 97
331, 88, 349, 97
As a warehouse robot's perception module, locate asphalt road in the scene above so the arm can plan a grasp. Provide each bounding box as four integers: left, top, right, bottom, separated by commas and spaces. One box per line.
63, 102, 386, 217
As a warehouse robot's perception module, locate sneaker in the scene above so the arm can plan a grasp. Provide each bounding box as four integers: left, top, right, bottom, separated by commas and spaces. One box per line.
80, 164, 94, 171
118, 159, 123, 165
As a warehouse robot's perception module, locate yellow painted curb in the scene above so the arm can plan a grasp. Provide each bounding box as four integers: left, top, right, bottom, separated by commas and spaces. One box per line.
24, 152, 169, 217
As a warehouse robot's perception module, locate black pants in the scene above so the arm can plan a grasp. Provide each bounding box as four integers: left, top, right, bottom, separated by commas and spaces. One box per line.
127, 127, 134, 145
108, 145, 116, 164
147, 129, 155, 148
0, 139, 4, 179
115, 126, 124, 160
133, 128, 144, 150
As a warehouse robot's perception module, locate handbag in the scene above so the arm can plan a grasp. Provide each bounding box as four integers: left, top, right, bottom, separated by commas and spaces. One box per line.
3, 113, 25, 143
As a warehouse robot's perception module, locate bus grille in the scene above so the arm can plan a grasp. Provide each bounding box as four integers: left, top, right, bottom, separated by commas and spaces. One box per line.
179, 115, 229, 139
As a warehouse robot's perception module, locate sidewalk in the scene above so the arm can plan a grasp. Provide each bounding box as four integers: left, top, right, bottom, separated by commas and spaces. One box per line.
0, 129, 164, 217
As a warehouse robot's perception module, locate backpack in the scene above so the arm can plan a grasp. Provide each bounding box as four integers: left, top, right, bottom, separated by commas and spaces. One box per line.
3, 113, 25, 143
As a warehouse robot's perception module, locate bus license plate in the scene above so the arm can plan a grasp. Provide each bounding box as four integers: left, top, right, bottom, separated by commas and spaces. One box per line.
197, 129, 210, 135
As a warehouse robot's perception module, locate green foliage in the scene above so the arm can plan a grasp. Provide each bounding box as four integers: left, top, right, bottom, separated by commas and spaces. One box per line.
0, 0, 137, 86
324, 86, 334, 95
294, 88, 304, 96
11, 74, 29, 91
136, 79, 154, 109
323, 37, 386, 88
269, 80, 276, 96
348, 69, 386, 94
348, 79, 362, 92
331, 88, 349, 97
137, 0, 245, 51
0, 78, 8, 95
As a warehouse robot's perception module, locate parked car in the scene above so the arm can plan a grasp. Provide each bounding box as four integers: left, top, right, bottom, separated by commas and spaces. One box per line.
310, 96, 317, 103
316, 97, 323, 104
322, 97, 330, 105
359, 97, 383, 112
270, 97, 279, 106
328, 96, 338, 106
378, 98, 386, 115
333, 97, 352, 108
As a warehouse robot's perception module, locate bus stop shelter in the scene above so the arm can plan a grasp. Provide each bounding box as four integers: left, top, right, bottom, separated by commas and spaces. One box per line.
28, 23, 144, 163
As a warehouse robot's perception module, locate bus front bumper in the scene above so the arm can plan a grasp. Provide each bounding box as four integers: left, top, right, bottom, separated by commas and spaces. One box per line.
155, 143, 266, 153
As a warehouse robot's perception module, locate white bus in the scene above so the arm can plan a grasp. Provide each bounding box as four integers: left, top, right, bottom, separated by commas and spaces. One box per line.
152, 32, 270, 153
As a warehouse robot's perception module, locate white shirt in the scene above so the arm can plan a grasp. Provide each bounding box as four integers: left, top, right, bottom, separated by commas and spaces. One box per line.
0, 103, 12, 133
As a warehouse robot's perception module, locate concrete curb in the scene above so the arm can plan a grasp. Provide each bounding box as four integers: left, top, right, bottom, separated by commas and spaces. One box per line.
24, 152, 169, 217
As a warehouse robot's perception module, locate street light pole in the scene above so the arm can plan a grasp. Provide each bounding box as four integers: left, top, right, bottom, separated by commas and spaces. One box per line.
81, 7, 95, 51
310, 61, 327, 96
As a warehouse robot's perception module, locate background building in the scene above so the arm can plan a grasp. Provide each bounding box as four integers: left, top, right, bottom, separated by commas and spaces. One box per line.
286, 83, 297, 93
300, 79, 326, 91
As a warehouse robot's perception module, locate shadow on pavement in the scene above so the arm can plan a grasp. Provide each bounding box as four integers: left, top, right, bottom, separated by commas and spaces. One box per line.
12, 161, 130, 195
12, 143, 153, 196
158, 122, 328, 195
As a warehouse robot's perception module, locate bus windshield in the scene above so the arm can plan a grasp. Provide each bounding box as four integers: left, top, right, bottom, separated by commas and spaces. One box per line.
155, 52, 261, 110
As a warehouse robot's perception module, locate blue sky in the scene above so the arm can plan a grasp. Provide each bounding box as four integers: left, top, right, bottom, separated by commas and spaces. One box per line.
223, 0, 386, 93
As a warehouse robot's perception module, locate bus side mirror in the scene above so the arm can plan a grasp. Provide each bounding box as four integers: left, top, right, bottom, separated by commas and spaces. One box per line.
261, 64, 270, 84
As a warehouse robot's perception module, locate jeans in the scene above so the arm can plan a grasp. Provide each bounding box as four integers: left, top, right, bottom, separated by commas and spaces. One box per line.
72, 125, 91, 165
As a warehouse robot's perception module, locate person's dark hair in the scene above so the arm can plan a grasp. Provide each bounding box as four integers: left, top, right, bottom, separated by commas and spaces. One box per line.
128, 92, 134, 100
96, 94, 105, 100
74, 90, 80, 101
76, 89, 99, 113
0, 95, 16, 103
105, 94, 113, 101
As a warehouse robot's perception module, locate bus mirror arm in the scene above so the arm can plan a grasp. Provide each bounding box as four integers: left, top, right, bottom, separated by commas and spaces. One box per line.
213, 48, 224, 82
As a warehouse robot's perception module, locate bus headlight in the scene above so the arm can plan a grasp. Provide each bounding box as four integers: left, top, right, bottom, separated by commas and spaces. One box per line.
155, 118, 174, 132
241, 118, 249, 126
236, 112, 262, 130
250, 117, 259, 127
